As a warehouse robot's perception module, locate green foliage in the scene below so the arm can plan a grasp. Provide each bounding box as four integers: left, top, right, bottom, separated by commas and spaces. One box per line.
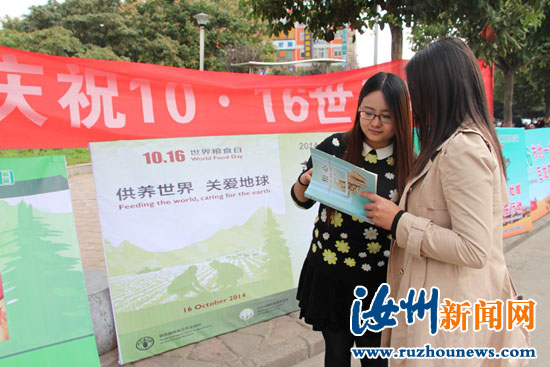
411, 0, 547, 67
0, 0, 275, 70
0, 26, 84, 57
494, 67, 545, 119
410, 0, 550, 123
242, 0, 418, 59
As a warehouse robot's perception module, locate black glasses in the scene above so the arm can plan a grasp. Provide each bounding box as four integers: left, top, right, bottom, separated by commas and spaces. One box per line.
358, 110, 393, 124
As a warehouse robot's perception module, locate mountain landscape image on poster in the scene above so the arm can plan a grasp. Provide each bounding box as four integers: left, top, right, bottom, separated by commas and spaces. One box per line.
104, 207, 294, 312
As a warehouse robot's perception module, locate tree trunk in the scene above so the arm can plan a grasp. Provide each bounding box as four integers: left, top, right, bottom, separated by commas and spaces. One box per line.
545, 89, 550, 120
503, 67, 514, 127
389, 23, 403, 60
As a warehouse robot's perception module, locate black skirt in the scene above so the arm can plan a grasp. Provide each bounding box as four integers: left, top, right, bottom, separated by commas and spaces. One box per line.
296, 257, 378, 332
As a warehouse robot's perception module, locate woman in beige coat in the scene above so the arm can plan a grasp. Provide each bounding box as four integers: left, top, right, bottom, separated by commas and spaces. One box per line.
360, 38, 530, 366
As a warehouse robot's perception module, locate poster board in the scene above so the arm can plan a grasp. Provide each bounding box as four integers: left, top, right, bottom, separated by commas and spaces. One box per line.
496, 128, 534, 237
0, 156, 99, 366
524, 128, 550, 221
90, 132, 327, 364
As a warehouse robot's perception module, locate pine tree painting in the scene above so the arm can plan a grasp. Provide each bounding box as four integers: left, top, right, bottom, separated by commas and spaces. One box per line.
261, 208, 293, 288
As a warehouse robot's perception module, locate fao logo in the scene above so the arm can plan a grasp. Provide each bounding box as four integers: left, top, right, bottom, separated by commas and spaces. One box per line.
136, 336, 154, 351
239, 308, 254, 321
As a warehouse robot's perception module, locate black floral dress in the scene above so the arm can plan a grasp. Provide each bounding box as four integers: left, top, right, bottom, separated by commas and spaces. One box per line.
291, 132, 398, 331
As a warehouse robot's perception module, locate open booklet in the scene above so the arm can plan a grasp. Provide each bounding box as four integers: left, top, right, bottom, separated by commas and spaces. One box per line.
304, 148, 377, 223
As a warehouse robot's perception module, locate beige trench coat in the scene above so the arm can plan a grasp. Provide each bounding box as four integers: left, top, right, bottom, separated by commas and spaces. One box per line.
381, 127, 530, 366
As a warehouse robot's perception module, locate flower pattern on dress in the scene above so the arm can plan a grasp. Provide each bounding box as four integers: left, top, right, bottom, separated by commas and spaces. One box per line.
365, 153, 378, 164
367, 242, 381, 254
314, 216, 319, 224
387, 234, 393, 240
335, 240, 350, 253
364, 227, 378, 240
321, 208, 327, 222
323, 249, 338, 265
331, 211, 343, 227
298, 134, 396, 279
344, 257, 356, 267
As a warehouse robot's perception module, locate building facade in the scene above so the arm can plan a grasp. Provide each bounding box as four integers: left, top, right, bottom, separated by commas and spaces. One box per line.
270, 25, 357, 70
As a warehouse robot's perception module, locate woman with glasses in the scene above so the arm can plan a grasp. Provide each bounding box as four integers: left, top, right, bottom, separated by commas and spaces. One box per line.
361, 38, 530, 366
291, 72, 414, 367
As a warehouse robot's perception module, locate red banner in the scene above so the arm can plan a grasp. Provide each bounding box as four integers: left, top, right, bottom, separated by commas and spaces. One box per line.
0, 47, 493, 149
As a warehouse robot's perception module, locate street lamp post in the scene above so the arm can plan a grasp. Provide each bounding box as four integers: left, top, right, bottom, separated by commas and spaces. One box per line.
194, 12, 211, 71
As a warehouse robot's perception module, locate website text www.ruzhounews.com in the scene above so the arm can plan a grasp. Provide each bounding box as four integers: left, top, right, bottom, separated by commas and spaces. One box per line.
351, 345, 537, 360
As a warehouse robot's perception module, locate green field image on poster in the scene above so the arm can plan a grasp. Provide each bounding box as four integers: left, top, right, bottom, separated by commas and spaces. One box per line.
0, 156, 99, 366
105, 207, 293, 324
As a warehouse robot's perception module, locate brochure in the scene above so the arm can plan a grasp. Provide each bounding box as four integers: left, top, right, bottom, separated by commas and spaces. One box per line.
304, 148, 377, 223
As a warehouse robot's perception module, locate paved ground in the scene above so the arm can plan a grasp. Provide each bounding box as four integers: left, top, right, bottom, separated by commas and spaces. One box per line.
68, 165, 549, 367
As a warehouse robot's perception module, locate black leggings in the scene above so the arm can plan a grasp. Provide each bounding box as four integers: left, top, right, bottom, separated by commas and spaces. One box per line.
322, 328, 388, 367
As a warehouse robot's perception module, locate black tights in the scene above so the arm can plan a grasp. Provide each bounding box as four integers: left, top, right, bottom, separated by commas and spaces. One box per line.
322, 328, 388, 367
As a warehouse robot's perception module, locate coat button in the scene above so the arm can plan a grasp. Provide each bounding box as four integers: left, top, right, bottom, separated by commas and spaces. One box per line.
399, 268, 404, 275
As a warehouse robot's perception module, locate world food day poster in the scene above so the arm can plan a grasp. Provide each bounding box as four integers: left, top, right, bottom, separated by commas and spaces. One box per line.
90, 132, 327, 363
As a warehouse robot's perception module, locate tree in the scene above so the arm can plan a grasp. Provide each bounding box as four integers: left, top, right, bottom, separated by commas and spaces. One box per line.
261, 208, 292, 285
1, 202, 91, 347
523, 59, 550, 119
410, 0, 550, 126
242, 0, 417, 61
0, 0, 275, 71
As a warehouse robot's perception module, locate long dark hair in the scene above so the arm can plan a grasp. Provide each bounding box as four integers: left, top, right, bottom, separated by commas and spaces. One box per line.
343, 72, 413, 196
406, 37, 506, 178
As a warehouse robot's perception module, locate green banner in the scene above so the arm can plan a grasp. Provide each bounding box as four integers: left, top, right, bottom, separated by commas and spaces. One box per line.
0, 156, 99, 366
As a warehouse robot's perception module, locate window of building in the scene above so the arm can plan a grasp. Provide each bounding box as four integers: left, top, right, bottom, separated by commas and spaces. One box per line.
314, 47, 328, 58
